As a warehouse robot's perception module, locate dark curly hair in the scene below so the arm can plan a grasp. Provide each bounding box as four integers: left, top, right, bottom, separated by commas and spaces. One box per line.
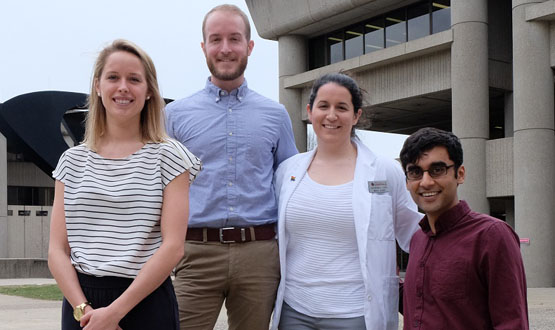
399, 127, 463, 175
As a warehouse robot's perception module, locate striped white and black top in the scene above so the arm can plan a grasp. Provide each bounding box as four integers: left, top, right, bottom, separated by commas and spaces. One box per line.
52, 139, 201, 278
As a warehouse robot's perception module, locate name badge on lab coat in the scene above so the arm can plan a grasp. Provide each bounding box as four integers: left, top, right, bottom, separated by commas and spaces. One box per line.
368, 181, 388, 194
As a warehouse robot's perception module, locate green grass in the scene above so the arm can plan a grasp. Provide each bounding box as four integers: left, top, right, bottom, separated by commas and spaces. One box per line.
0, 284, 63, 301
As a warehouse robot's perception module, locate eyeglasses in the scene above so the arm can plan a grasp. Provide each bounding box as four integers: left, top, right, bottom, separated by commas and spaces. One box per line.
405, 163, 455, 181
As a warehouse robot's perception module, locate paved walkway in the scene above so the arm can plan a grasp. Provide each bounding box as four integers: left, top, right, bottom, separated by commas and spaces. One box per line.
0, 279, 553, 329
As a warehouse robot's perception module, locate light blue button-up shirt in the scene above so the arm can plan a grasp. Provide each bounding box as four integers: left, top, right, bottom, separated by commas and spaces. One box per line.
166, 79, 298, 228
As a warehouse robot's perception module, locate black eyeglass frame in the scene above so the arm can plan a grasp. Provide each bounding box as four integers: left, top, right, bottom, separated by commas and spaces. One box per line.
405, 163, 456, 181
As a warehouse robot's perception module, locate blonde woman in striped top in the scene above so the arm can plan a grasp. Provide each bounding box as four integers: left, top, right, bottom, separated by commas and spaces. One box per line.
48, 39, 201, 330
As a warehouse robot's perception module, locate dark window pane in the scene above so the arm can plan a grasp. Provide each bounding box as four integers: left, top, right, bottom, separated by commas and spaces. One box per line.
19, 187, 32, 205
309, 36, 326, 69
345, 25, 364, 59
45, 187, 55, 206
328, 32, 344, 63
7, 186, 55, 206
365, 18, 384, 53
385, 9, 406, 47
432, 0, 451, 33
7, 186, 18, 205
408, 2, 430, 41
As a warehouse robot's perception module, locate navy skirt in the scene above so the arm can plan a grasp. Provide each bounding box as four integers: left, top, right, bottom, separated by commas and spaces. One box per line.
62, 272, 179, 330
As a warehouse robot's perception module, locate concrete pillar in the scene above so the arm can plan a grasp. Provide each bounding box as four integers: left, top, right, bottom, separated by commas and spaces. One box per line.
0, 133, 7, 257
279, 35, 307, 152
451, 0, 490, 214
504, 92, 514, 138
512, 0, 555, 287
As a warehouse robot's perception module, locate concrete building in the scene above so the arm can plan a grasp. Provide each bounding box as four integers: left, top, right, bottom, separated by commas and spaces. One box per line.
245, 0, 555, 287
0, 92, 86, 277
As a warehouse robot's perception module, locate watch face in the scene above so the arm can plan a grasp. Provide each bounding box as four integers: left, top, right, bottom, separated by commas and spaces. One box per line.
73, 304, 87, 321
73, 307, 84, 321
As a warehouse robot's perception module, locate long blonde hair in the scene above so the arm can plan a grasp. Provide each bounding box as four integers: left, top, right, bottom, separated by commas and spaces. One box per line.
83, 39, 167, 150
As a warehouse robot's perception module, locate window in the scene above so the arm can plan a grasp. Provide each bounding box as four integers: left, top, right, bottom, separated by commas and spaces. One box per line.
365, 18, 385, 54
309, 36, 326, 69
345, 25, 364, 59
408, 2, 431, 41
432, 0, 451, 33
328, 31, 344, 64
385, 9, 406, 47
307, 0, 451, 70
8, 186, 55, 206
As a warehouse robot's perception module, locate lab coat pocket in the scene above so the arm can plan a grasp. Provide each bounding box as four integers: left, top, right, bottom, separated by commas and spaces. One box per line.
368, 195, 394, 240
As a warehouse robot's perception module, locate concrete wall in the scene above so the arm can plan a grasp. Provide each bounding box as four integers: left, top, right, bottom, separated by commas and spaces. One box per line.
284, 30, 452, 89
513, 0, 555, 287
551, 23, 555, 67
0, 259, 51, 279
7, 162, 54, 188
0, 134, 7, 258
486, 137, 514, 197
286, 32, 452, 110
246, 0, 410, 39
6, 205, 51, 258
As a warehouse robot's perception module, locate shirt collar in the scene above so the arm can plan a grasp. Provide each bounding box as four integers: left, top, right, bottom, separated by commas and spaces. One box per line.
205, 77, 248, 103
419, 200, 471, 237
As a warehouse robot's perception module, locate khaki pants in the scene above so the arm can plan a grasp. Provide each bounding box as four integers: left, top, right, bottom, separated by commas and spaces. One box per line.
174, 239, 280, 330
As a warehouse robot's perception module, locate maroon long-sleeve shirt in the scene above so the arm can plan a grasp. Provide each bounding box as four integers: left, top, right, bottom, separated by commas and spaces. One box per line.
403, 201, 528, 330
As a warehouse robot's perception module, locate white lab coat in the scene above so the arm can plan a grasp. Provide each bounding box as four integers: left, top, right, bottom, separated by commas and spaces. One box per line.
271, 139, 421, 330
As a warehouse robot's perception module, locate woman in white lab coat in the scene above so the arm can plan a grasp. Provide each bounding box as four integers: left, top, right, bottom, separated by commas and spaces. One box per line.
272, 73, 421, 330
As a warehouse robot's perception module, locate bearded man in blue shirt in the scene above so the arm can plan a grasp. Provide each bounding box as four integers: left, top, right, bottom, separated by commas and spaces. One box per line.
165, 4, 298, 330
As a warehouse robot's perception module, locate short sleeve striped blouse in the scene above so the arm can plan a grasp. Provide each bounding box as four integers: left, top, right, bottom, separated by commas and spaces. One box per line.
52, 139, 201, 278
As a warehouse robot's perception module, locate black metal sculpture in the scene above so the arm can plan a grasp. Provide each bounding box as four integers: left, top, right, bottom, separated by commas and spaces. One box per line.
0, 91, 88, 175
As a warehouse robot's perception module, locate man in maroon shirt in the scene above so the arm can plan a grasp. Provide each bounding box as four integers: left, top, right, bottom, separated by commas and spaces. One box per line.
399, 127, 528, 329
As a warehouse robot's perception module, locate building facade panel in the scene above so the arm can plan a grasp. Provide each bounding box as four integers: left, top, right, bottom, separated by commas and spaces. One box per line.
486, 137, 514, 197
7, 205, 25, 258
24, 206, 44, 259
360, 49, 451, 105
7, 162, 54, 187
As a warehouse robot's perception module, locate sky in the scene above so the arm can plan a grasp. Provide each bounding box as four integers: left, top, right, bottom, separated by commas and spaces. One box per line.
0, 0, 407, 159
0, 0, 278, 102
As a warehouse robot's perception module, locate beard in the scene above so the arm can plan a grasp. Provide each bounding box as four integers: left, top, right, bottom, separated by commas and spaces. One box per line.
206, 55, 248, 81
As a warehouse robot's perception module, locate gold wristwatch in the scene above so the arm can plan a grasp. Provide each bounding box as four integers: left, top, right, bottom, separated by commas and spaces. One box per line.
73, 301, 91, 321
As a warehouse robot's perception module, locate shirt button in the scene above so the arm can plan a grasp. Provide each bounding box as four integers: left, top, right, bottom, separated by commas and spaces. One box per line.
229, 132, 233, 136
229, 207, 234, 211
367, 295, 372, 301
228, 182, 233, 186
229, 157, 233, 162
413, 320, 420, 327
228, 108, 232, 113
238, 96, 242, 100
